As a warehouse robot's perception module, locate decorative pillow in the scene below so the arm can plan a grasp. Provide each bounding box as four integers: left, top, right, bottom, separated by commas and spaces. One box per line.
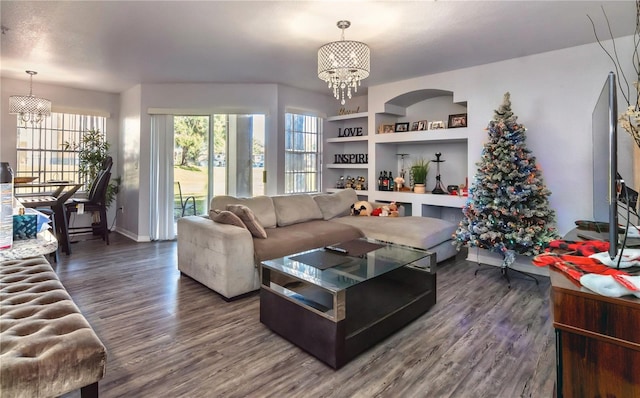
211, 195, 276, 228
210, 209, 247, 230
227, 204, 268, 239
272, 194, 323, 227
313, 188, 359, 220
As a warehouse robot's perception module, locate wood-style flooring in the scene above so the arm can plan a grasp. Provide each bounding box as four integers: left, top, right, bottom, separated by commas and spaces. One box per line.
56, 233, 555, 398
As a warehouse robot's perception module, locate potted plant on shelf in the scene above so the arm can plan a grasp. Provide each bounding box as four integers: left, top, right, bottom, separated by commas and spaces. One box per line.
411, 158, 430, 194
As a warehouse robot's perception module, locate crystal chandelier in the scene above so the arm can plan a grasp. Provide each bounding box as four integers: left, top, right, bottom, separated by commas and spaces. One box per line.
9, 70, 52, 125
318, 20, 370, 105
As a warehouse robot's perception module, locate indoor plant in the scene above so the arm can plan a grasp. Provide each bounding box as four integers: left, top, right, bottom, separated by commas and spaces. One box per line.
64, 128, 120, 207
64, 129, 120, 232
411, 158, 430, 193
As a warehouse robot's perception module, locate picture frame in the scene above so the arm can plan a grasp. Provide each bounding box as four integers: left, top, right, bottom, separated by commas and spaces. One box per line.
448, 113, 467, 128
429, 121, 445, 130
395, 122, 409, 132
378, 124, 395, 134
411, 122, 419, 131
417, 120, 428, 131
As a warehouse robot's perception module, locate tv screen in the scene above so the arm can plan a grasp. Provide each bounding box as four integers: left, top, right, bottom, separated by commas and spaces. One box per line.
591, 71, 618, 260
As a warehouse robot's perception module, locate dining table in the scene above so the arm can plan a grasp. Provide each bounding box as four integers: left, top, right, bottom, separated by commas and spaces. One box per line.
14, 181, 84, 255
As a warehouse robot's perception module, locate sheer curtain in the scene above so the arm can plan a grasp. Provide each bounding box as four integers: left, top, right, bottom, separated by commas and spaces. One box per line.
150, 115, 176, 240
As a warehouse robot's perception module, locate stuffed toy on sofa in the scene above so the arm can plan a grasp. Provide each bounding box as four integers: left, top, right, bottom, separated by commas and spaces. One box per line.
350, 201, 373, 216
370, 201, 400, 217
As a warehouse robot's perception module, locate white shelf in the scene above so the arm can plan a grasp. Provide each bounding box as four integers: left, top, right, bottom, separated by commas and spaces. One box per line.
326, 136, 369, 143
374, 128, 468, 144
326, 188, 369, 195
326, 112, 368, 122
371, 191, 468, 208
326, 164, 368, 169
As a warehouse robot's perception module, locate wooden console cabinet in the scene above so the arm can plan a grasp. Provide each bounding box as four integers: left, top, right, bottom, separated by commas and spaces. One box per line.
550, 269, 640, 397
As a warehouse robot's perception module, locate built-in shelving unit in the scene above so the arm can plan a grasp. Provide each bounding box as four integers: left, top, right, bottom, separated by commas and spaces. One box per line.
324, 112, 369, 195
323, 89, 470, 221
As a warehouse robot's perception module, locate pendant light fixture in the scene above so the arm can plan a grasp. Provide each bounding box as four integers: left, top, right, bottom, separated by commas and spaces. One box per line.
9, 70, 52, 125
318, 20, 370, 105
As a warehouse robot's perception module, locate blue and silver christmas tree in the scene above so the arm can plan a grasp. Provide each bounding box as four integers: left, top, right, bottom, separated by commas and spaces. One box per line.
455, 93, 558, 262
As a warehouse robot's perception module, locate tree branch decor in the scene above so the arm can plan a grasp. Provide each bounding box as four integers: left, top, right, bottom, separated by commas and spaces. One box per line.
588, 0, 640, 148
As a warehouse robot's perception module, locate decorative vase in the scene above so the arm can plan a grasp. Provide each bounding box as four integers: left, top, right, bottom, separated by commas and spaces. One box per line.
414, 184, 426, 194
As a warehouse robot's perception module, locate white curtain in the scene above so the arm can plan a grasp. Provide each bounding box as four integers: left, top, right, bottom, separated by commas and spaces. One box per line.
150, 115, 175, 240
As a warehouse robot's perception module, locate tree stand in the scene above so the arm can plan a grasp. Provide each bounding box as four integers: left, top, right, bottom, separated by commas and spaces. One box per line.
474, 263, 539, 289
474, 249, 538, 288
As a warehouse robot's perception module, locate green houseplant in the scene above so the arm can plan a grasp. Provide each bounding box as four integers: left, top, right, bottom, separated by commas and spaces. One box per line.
64, 128, 120, 207
411, 158, 430, 193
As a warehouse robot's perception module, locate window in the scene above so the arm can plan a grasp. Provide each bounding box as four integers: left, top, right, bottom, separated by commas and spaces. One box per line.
16, 113, 107, 190
284, 113, 322, 194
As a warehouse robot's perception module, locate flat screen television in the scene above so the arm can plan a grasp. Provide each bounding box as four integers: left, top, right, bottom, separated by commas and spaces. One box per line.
592, 71, 618, 260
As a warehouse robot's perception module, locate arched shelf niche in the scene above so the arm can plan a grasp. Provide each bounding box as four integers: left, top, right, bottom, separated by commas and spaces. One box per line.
381, 88, 466, 116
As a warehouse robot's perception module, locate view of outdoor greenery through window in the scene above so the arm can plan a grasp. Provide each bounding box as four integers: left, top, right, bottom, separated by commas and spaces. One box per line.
173, 114, 264, 220
16, 112, 107, 190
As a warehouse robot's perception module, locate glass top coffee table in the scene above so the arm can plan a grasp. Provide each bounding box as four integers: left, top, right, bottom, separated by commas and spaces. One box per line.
260, 238, 437, 369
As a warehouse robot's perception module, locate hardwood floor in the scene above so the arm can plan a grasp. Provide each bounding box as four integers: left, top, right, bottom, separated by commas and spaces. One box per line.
56, 233, 555, 398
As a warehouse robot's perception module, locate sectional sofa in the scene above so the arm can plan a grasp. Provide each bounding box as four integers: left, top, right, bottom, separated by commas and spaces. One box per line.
177, 188, 458, 299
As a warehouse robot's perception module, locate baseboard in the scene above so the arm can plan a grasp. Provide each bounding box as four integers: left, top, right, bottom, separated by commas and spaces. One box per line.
466, 247, 549, 277
114, 227, 151, 242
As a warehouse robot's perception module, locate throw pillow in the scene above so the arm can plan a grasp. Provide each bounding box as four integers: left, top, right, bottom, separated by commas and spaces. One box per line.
313, 188, 359, 220
211, 195, 277, 228
210, 209, 247, 230
227, 204, 268, 239
272, 194, 323, 227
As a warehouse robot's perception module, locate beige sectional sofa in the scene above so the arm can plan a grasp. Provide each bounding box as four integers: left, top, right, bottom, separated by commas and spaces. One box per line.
177, 189, 458, 299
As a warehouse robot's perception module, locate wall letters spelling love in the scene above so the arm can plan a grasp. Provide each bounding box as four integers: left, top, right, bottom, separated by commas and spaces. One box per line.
334, 154, 368, 164
338, 127, 364, 137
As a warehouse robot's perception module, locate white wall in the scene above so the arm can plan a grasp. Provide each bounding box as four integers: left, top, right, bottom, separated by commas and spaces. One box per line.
118, 85, 142, 240
277, 84, 336, 193
369, 36, 637, 236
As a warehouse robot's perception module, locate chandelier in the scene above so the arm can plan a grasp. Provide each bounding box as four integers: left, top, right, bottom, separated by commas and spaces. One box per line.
318, 20, 370, 105
9, 70, 51, 125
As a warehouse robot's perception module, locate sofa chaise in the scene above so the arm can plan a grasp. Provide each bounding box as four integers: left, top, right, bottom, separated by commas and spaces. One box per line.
177, 188, 458, 299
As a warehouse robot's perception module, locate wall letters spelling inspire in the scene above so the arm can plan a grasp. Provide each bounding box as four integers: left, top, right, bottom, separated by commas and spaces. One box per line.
334, 154, 368, 164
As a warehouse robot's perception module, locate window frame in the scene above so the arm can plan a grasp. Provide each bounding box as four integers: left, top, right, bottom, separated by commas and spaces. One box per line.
284, 112, 322, 194
15, 112, 107, 192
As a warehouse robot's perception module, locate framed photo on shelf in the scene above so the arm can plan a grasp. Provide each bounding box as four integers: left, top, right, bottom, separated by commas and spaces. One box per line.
448, 113, 467, 128
429, 121, 445, 130
395, 122, 410, 132
411, 122, 419, 131
418, 120, 428, 131
378, 124, 395, 134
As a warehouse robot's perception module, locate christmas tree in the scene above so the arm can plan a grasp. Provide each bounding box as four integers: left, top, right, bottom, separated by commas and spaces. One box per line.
455, 93, 558, 266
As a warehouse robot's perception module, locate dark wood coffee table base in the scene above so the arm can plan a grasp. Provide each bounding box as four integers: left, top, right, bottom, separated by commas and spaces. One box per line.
260, 264, 436, 369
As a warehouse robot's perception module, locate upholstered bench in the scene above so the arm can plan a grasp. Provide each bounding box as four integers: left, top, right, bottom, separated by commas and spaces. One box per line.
0, 256, 106, 398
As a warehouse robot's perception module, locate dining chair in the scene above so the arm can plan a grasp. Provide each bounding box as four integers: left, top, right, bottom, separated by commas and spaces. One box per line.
175, 181, 197, 217
65, 160, 112, 245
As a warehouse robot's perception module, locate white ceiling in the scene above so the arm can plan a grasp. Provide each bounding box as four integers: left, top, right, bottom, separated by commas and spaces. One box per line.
0, 1, 636, 96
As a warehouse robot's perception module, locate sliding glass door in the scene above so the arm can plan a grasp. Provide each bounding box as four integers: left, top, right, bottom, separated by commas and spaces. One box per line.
173, 114, 265, 222
173, 116, 210, 220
